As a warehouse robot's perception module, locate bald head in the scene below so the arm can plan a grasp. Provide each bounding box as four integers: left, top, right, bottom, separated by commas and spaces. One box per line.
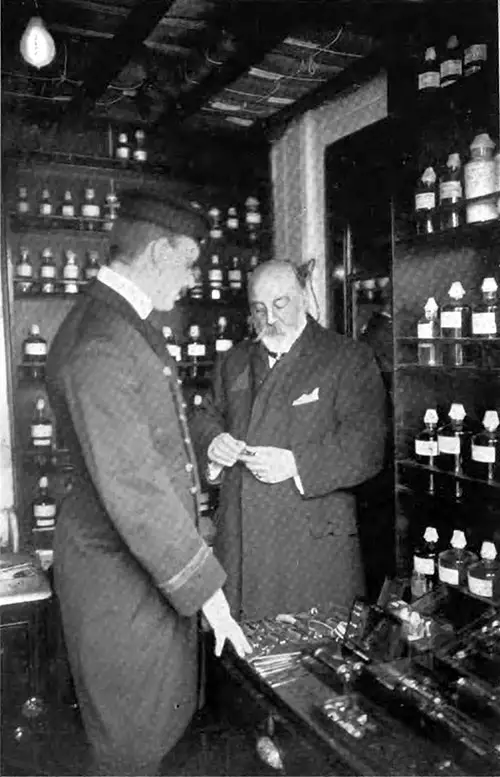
248, 260, 307, 352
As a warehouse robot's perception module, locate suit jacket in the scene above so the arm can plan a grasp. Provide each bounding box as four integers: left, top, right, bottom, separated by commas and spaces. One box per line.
190, 317, 387, 620
45, 280, 225, 770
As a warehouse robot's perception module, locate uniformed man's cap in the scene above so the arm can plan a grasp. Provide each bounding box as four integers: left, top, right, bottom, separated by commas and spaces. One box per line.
117, 190, 210, 243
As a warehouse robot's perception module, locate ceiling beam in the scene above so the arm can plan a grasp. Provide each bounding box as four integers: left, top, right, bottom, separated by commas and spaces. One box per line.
62, 0, 176, 121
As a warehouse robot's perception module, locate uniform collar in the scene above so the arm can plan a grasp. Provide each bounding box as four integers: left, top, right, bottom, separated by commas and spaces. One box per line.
97, 266, 153, 321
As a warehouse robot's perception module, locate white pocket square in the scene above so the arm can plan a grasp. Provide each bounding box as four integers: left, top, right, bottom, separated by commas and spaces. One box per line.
292, 387, 319, 406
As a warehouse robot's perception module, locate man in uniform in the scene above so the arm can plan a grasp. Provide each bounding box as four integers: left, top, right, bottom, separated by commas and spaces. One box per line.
45, 191, 251, 776
191, 260, 387, 620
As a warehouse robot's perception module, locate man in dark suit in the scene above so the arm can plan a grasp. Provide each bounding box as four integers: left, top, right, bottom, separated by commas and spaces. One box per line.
45, 191, 251, 776
191, 260, 387, 620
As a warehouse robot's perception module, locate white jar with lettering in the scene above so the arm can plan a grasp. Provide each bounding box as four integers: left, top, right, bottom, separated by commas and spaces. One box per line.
464, 133, 497, 223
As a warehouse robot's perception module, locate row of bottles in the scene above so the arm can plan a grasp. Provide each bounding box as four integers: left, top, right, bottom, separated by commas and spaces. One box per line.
114, 129, 147, 164
415, 133, 500, 233
15, 247, 101, 295
208, 200, 262, 244
417, 279, 500, 366
412, 527, 498, 600
190, 250, 261, 302
415, 404, 500, 482
418, 35, 488, 92
17, 185, 120, 230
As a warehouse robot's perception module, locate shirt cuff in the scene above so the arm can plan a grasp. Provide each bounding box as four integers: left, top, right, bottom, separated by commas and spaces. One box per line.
207, 460, 224, 483
294, 474, 304, 495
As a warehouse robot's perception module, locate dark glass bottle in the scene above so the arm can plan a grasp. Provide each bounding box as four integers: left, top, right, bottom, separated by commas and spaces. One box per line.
30, 397, 53, 451
438, 530, 477, 587
418, 46, 440, 92
440, 35, 463, 87
472, 277, 499, 339
439, 153, 463, 230
467, 542, 500, 599
417, 297, 441, 366
437, 404, 472, 497
15, 247, 34, 294
22, 324, 47, 380
214, 316, 233, 356
162, 326, 181, 363
440, 282, 471, 366
415, 167, 437, 235
411, 526, 440, 600
471, 410, 500, 482
40, 248, 57, 295
32, 476, 57, 529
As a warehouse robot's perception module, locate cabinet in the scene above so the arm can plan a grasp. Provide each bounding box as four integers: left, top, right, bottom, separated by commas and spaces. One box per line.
391, 3, 500, 578
2, 145, 270, 568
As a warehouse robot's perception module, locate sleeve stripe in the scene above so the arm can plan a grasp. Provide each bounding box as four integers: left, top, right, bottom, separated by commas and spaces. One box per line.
161, 545, 211, 594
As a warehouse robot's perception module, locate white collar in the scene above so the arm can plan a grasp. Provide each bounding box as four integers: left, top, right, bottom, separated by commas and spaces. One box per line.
97, 266, 153, 321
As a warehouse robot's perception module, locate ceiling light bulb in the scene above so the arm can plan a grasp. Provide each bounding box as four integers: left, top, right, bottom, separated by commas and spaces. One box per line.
20, 17, 56, 70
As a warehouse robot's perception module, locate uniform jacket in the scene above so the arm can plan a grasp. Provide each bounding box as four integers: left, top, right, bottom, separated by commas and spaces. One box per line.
190, 317, 387, 620
45, 280, 226, 771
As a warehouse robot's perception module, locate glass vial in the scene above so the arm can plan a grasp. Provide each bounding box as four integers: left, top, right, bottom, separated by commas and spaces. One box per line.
471, 410, 500, 482
439, 153, 462, 230
467, 541, 500, 599
440, 282, 470, 366
415, 167, 437, 235
411, 526, 439, 599
438, 529, 477, 586
418, 46, 440, 92
417, 297, 441, 365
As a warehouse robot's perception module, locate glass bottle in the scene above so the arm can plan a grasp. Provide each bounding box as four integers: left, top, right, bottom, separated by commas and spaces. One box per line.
32, 476, 57, 529
247, 251, 260, 287
228, 255, 243, 294
61, 190, 75, 218
81, 188, 101, 229
17, 185, 30, 215
439, 153, 463, 230
30, 397, 53, 451
418, 46, 440, 92
437, 403, 471, 491
226, 206, 239, 236
186, 324, 206, 378
104, 188, 120, 232
39, 188, 53, 217
245, 196, 261, 234
438, 529, 477, 587
415, 167, 437, 235
411, 526, 440, 600
417, 297, 441, 366
208, 254, 223, 302
40, 248, 57, 295
440, 35, 463, 87
189, 266, 204, 301
464, 133, 497, 223
214, 316, 233, 355
440, 282, 470, 366
84, 250, 100, 282
116, 132, 130, 163
472, 277, 499, 339
208, 207, 223, 241
471, 410, 500, 482
22, 324, 47, 379
162, 326, 181, 362
463, 38, 488, 78
15, 247, 34, 294
62, 251, 80, 295
133, 129, 147, 163
467, 541, 500, 599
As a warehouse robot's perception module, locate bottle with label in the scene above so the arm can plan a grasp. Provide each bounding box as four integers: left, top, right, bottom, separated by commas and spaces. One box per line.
30, 397, 53, 451
39, 188, 53, 217
471, 410, 500, 482
247, 251, 260, 285
464, 133, 497, 223
116, 133, 130, 163
214, 316, 233, 356
133, 129, 147, 163
189, 267, 204, 301
438, 529, 477, 586
61, 190, 75, 218
415, 409, 439, 494
440, 282, 470, 366
208, 207, 223, 241
226, 206, 239, 237
40, 248, 57, 295
467, 541, 500, 599
417, 297, 441, 366
62, 251, 80, 295
245, 196, 262, 238
22, 324, 47, 379
186, 325, 207, 379
17, 186, 30, 215
440, 35, 463, 87
418, 46, 440, 92
162, 326, 181, 362
415, 167, 437, 235
463, 39, 487, 78
104, 188, 120, 231
208, 254, 224, 302
32, 476, 57, 529
437, 403, 471, 487
411, 526, 440, 600
228, 255, 243, 294
15, 247, 34, 294
81, 188, 101, 230
439, 153, 463, 230
84, 250, 100, 282
472, 277, 499, 339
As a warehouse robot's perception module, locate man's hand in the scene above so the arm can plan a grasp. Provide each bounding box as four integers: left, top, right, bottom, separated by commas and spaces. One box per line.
240, 446, 298, 484
208, 433, 247, 468
202, 589, 252, 659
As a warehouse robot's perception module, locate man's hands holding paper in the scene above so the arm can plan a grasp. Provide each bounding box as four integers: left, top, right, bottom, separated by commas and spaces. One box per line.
208, 434, 299, 485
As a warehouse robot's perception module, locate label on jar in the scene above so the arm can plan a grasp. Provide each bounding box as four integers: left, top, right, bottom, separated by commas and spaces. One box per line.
440, 60, 462, 80
472, 312, 496, 334
34, 503, 56, 519
85, 268, 99, 280
63, 265, 79, 280
187, 343, 206, 358
39, 204, 52, 216
17, 263, 32, 278
472, 444, 496, 463
438, 564, 459, 585
440, 311, 462, 329
166, 344, 181, 362
133, 150, 147, 163
82, 204, 101, 219
24, 343, 47, 357
41, 282, 55, 293
228, 270, 242, 287
465, 160, 496, 199
209, 270, 223, 284
41, 265, 56, 279
440, 180, 462, 201
415, 439, 438, 457
35, 519, 56, 529
62, 205, 75, 217
418, 71, 440, 90
216, 339, 233, 352
417, 322, 434, 339
17, 202, 30, 214
468, 574, 493, 597
63, 282, 79, 294
116, 147, 130, 160
438, 435, 460, 455
464, 44, 487, 66
246, 212, 262, 225
415, 192, 436, 210
414, 556, 435, 575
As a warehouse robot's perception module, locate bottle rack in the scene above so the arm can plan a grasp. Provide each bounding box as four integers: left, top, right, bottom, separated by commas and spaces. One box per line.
397, 337, 500, 371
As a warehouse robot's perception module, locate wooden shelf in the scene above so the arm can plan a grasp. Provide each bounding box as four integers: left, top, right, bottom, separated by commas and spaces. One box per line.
11, 213, 109, 234
395, 212, 500, 248
396, 363, 500, 374
397, 458, 500, 490
22, 449, 74, 474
